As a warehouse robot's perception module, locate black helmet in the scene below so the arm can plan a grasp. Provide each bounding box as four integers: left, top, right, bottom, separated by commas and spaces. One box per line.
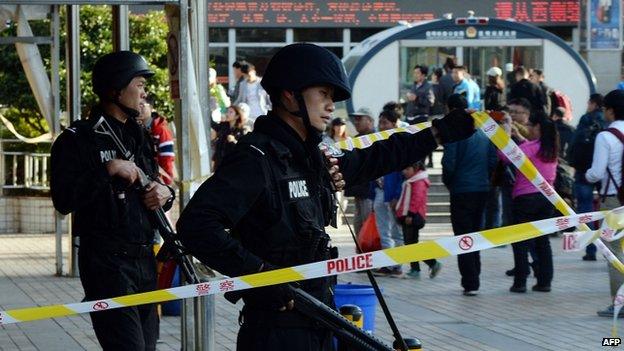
261, 43, 351, 102
92, 51, 154, 97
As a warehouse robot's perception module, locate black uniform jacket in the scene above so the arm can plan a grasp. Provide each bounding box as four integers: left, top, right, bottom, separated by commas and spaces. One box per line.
50, 108, 170, 244
176, 113, 438, 280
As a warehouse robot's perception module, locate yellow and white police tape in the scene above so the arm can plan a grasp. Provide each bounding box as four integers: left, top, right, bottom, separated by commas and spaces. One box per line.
3, 115, 622, 330
336, 113, 624, 267
471, 111, 624, 336
334, 122, 430, 151
334, 113, 624, 270
470, 111, 624, 273
0, 209, 615, 326
337, 112, 624, 334
562, 207, 624, 252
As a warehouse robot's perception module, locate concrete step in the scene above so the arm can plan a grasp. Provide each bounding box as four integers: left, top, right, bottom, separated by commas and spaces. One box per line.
429, 182, 448, 193
426, 212, 452, 224
428, 202, 450, 213
427, 192, 449, 203
421, 223, 454, 235
427, 173, 443, 183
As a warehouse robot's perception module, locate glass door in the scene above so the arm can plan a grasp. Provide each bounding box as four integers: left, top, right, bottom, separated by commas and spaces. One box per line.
399, 46, 456, 98
463, 45, 542, 93
464, 46, 508, 90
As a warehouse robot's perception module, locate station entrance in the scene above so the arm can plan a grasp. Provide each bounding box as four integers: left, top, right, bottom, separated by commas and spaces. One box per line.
344, 18, 596, 124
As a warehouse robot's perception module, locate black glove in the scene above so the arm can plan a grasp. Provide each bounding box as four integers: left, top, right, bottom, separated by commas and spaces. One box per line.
243, 283, 295, 311
431, 109, 475, 144
242, 263, 295, 311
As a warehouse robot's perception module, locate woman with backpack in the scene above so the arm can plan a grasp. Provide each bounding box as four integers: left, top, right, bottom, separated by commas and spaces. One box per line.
567, 93, 605, 261
501, 111, 559, 293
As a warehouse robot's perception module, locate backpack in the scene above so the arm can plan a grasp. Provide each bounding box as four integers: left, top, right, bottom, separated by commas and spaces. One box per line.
554, 159, 575, 206
551, 90, 573, 121
605, 128, 624, 205
567, 118, 603, 172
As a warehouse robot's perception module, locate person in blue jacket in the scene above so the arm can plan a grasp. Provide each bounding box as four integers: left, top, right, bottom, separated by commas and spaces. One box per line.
442, 94, 497, 296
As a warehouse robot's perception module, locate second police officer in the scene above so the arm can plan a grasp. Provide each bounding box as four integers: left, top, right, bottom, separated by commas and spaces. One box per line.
51, 51, 174, 350
177, 43, 475, 350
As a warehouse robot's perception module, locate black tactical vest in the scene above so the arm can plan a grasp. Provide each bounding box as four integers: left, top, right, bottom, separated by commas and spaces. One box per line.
236, 132, 337, 302
68, 114, 156, 244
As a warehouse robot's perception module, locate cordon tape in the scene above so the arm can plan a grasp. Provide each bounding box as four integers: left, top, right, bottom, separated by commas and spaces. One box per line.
0, 209, 617, 325
3, 113, 624, 335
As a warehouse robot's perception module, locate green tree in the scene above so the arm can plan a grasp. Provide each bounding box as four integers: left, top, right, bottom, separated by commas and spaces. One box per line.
78, 5, 172, 118
0, 5, 173, 141
0, 19, 51, 139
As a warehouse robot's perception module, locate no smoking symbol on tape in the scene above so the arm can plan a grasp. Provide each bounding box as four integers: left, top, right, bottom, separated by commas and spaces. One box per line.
459, 236, 474, 250
93, 301, 109, 311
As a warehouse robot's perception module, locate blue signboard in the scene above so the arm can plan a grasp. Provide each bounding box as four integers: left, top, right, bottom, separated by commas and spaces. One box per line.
588, 0, 622, 50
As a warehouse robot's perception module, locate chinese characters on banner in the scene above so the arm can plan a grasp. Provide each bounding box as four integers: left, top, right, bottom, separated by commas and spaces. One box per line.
207, 1, 580, 28
588, 0, 622, 50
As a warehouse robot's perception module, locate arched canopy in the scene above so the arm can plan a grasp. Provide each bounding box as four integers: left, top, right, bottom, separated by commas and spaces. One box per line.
343, 18, 596, 124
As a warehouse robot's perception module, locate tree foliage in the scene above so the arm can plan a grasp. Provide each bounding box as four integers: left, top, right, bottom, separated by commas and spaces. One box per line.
79, 6, 172, 118
0, 20, 51, 138
0, 6, 173, 141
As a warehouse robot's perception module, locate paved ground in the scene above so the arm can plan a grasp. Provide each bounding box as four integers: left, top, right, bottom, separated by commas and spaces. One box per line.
0, 227, 618, 351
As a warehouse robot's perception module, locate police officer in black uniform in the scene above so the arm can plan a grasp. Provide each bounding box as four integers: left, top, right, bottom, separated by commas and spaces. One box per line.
176, 43, 475, 350
50, 51, 174, 351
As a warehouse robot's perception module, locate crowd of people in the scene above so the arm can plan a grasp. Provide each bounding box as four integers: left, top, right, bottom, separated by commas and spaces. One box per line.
346, 56, 624, 313
47, 44, 624, 350
188, 55, 624, 314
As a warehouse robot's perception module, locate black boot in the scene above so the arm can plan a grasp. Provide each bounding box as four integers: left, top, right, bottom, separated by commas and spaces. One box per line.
532, 284, 551, 292
510, 280, 527, 293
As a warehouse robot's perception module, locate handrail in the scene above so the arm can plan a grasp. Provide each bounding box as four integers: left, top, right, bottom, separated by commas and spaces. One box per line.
1, 150, 51, 191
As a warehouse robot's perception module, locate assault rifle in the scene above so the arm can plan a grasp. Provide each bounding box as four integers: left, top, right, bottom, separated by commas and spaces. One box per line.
291, 287, 394, 351
94, 115, 397, 349
93, 116, 200, 285
224, 286, 394, 351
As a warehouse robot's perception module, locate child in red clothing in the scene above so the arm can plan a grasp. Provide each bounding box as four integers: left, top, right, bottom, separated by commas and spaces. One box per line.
396, 161, 442, 279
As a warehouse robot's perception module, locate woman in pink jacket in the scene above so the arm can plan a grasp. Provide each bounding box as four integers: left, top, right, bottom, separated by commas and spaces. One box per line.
501, 111, 559, 293
395, 160, 443, 279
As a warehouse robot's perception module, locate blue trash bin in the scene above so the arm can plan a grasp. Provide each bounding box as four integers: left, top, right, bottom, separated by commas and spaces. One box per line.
161, 267, 181, 316
334, 284, 378, 333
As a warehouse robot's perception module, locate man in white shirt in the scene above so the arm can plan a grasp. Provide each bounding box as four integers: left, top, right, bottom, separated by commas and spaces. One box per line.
585, 89, 624, 317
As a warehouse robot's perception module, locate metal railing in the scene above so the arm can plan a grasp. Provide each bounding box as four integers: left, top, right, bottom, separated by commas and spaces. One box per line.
1, 150, 51, 190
